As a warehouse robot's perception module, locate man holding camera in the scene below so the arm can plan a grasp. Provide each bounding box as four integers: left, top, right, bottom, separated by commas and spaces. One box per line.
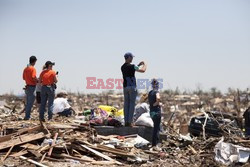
39, 61, 58, 121
121, 52, 147, 126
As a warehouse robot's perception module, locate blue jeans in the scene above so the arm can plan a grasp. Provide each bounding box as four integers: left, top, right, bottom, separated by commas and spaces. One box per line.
123, 86, 137, 125
150, 111, 161, 146
24, 86, 36, 119
39, 86, 55, 120
246, 127, 250, 136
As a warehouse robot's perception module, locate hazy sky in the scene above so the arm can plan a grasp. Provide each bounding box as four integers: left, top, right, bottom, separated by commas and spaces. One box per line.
0, 0, 249, 95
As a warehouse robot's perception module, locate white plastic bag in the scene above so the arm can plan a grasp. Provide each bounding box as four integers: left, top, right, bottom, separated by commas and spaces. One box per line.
134, 112, 154, 127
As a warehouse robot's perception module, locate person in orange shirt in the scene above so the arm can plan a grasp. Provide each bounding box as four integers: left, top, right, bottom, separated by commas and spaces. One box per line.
39, 61, 58, 121
23, 56, 38, 120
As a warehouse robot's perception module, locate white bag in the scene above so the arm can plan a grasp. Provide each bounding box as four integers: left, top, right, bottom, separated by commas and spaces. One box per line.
135, 113, 154, 127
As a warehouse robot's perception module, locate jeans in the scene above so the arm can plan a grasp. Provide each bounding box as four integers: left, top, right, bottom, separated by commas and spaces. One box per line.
39, 86, 55, 120
24, 86, 36, 119
58, 108, 72, 117
123, 86, 137, 125
150, 111, 161, 146
246, 127, 250, 136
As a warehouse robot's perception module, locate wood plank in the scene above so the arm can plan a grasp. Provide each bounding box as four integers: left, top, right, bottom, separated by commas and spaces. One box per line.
0, 134, 12, 143
80, 144, 122, 165
52, 153, 94, 163
18, 125, 42, 135
20, 143, 41, 150
91, 161, 118, 165
0, 125, 42, 143
88, 144, 135, 157
48, 132, 58, 156
39, 141, 65, 152
20, 156, 48, 167
40, 153, 47, 163
47, 124, 76, 129
1, 145, 14, 161
0, 132, 45, 151
10, 150, 28, 157
28, 150, 43, 158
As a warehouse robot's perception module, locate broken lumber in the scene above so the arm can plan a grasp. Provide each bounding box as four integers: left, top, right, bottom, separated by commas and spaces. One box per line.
10, 150, 28, 157
1, 145, 14, 161
0, 132, 45, 151
52, 153, 94, 163
88, 144, 135, 157
0, 125, 42, 143
91, 160, 118, 165
20, 155, 48, 167
20, 143, 41, 150
48, 132, 58, 156
80, 144, 122, 165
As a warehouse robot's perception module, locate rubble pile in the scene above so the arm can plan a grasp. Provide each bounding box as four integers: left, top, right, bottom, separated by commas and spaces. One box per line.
0, 90, 249, 166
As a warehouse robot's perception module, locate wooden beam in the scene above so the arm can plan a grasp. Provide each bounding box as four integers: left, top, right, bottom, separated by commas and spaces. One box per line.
91, 161, 118, 165
0, 125, 42, 143
80, 144, 122, 165
1, 145, 14, 161
20, 156, 48, 167
0, 132, 45, 151
48, 132, 58, 156
90, 144, 135, 157
40, 153, 47, 163
10, 150, 28, 157
20, 143, 41, 150
52, 153, 94, 163
28, 150, 43, 158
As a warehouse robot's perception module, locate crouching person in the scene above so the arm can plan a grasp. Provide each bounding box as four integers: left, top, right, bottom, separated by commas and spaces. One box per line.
148, 79, 163, 149
53, 91, 74, 117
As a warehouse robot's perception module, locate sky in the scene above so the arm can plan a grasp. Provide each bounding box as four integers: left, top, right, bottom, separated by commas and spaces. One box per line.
0, 0, 250, 95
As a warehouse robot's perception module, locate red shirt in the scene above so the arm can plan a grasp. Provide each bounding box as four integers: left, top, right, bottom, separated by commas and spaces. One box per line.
40, 70, 56, 85
23, 65, 37, 86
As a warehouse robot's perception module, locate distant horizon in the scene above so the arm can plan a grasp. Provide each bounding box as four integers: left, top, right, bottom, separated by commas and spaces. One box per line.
1, 0, 249, 95
1, 82, 249, 96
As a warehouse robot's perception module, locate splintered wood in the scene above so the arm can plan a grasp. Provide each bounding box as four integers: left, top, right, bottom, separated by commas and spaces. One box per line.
0, 91, 249, 167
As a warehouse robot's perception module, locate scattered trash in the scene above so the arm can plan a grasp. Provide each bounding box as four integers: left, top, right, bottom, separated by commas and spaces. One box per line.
0, 89, 249, 166
214, 137, 250, 165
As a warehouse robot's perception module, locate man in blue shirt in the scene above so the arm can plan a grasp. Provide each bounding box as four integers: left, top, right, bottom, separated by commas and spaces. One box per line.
121, 52, 147, 126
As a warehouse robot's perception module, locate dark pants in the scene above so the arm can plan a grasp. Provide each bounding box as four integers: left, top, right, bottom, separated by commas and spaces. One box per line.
39, 86, 55, 120
246, 127, 250, 136
150, 111, 161, 146
36, 92, 41, 104
24, 85, 36, 119
58, 108, 72, 117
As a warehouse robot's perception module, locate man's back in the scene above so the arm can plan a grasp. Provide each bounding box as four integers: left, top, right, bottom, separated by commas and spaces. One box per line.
53, 97, 70, 114
148, 90, 161, 112
121, 63, 136, 87
40, 69, 56, 85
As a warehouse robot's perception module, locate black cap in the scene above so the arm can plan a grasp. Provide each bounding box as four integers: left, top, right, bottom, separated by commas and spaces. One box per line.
45, 61, 55, 67
29, 56, 37, 64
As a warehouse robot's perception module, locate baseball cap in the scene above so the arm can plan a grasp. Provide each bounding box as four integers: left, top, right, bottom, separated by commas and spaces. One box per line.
58, 90, 68, 96
124, 52, 135, 59
45, 61, 55, 67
